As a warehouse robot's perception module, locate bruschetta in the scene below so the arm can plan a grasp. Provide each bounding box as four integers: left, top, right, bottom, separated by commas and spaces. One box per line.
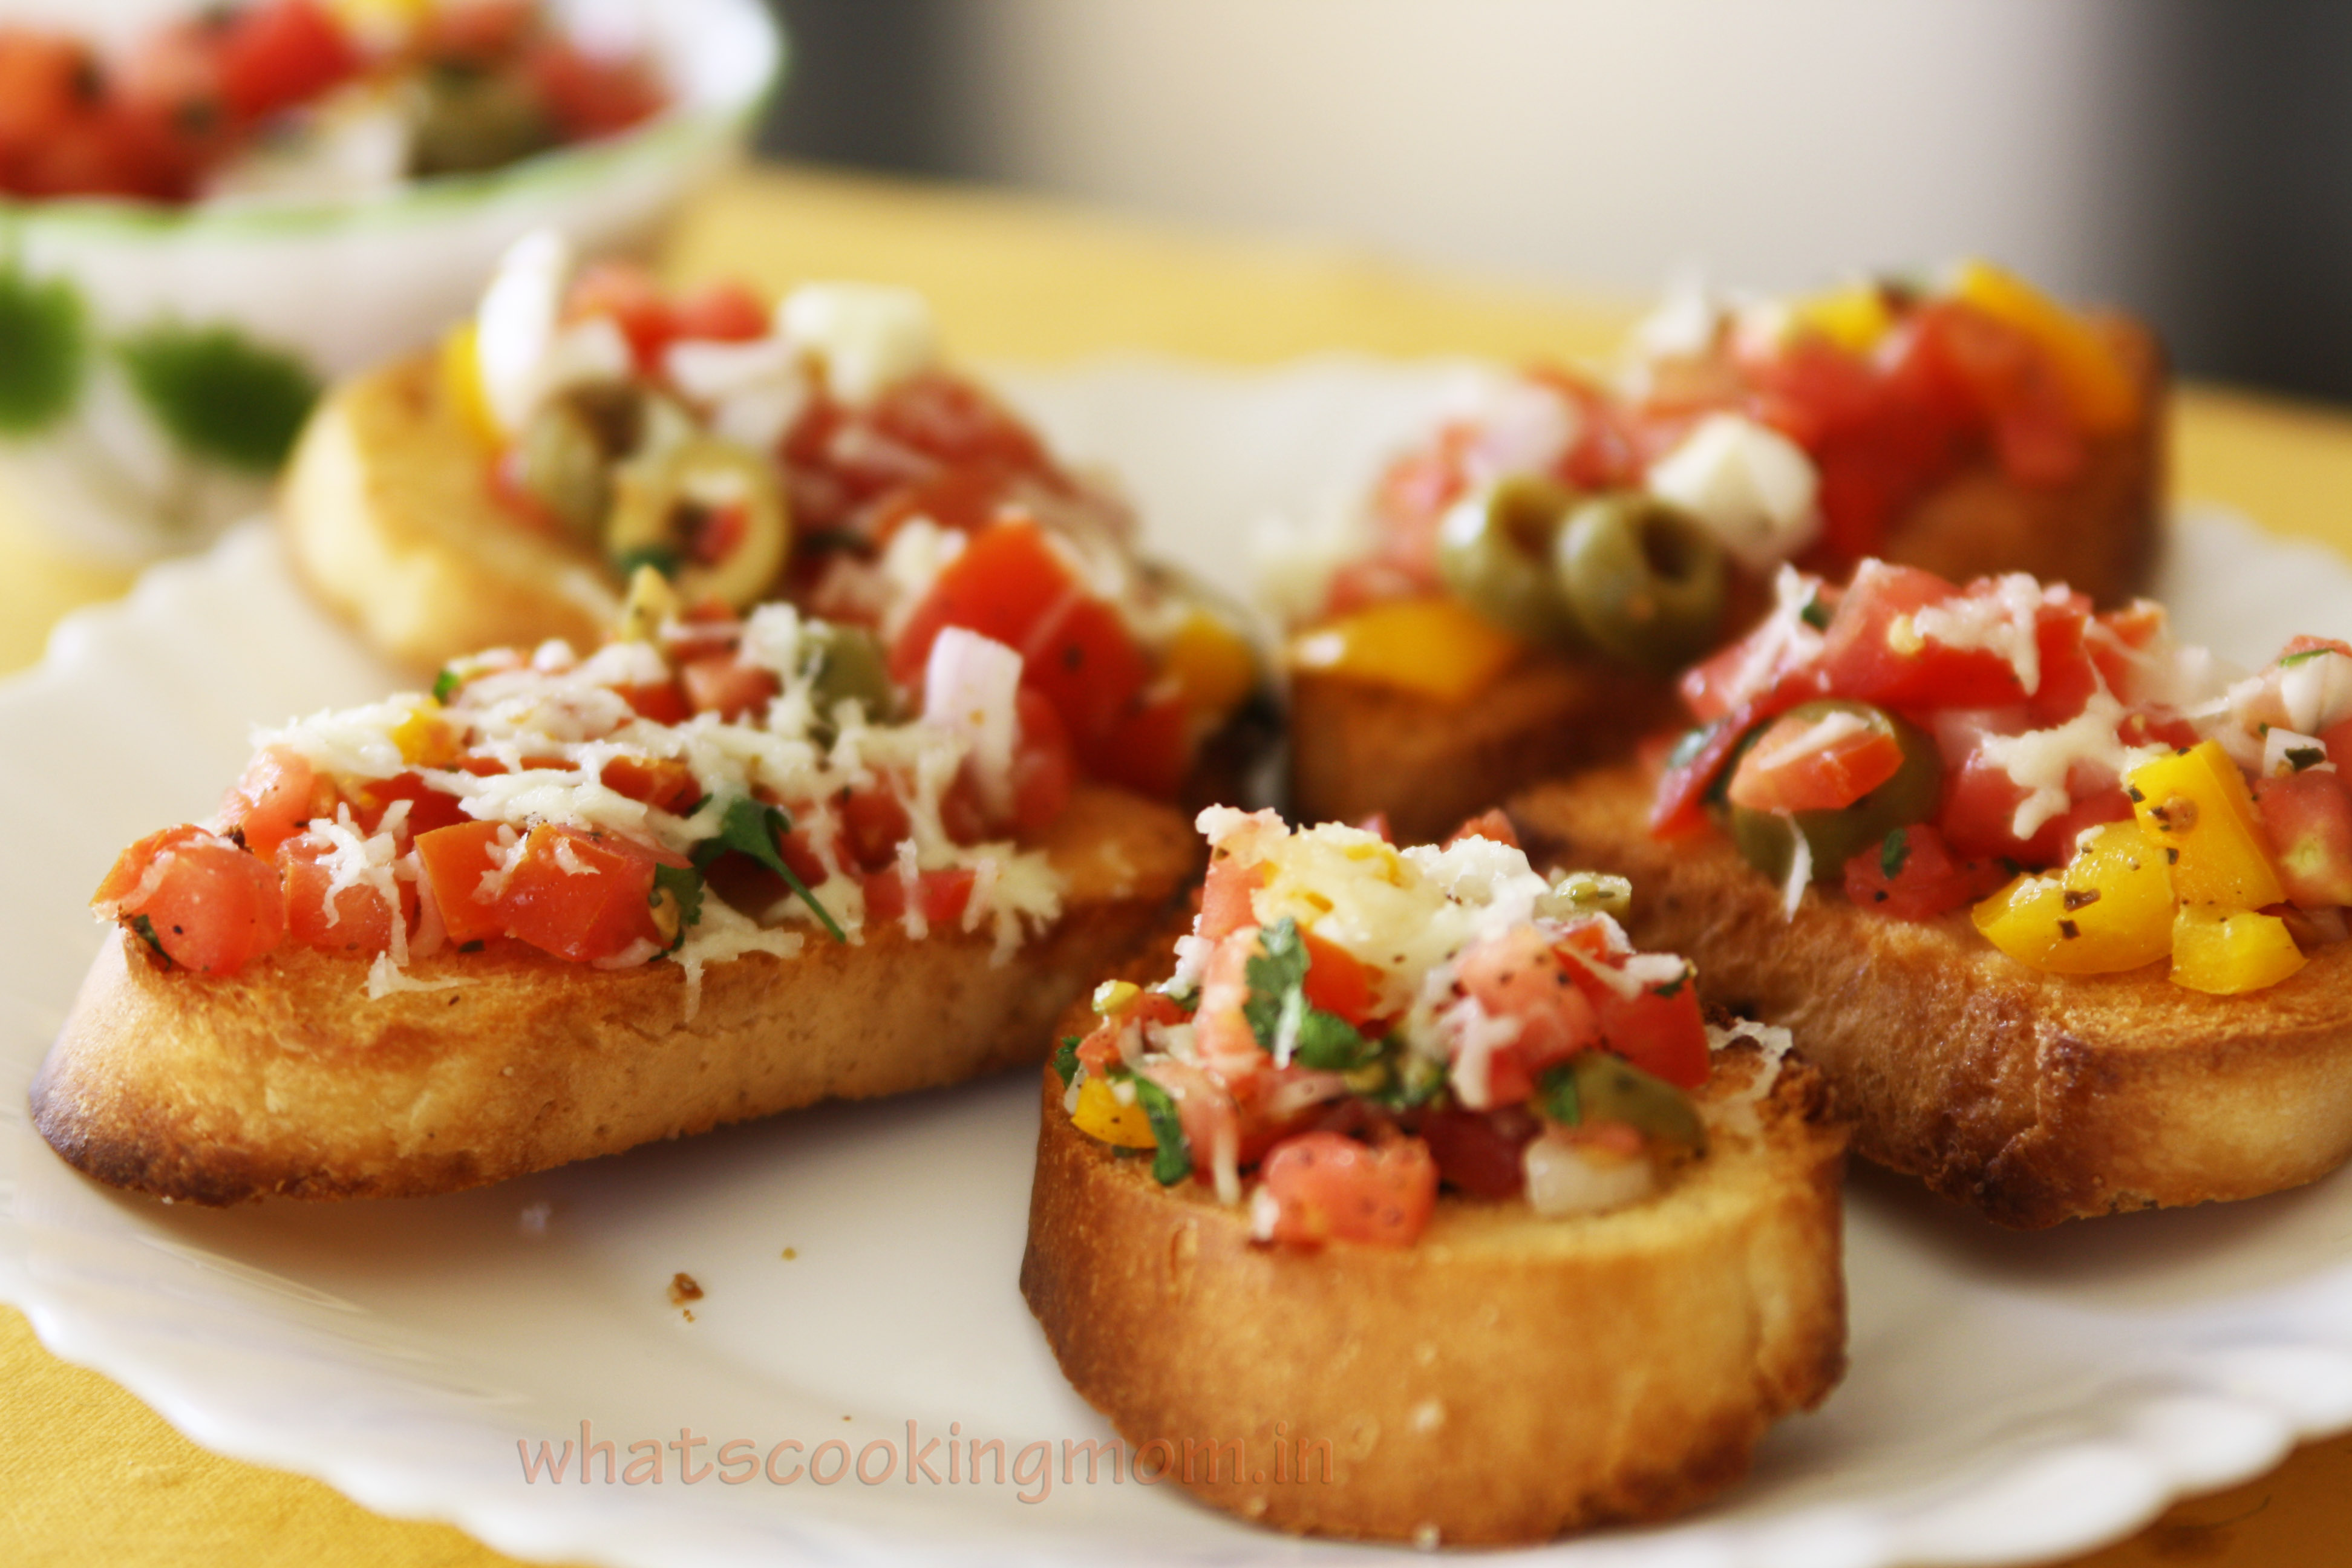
33, 599, 1198, 1203
1278, 261, 2165, 841
280, 231, 1273, 804
1019, 808, 1846, 1544
1512, 561, 2352, 1226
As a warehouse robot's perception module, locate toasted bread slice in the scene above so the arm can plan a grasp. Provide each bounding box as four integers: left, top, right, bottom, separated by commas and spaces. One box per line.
33, 786, 1197, 1205
279, 351, 621, 674
1285, 317, 2166, 840
1512, 765, 2352, 1227
1020, 1039, 1846, 1545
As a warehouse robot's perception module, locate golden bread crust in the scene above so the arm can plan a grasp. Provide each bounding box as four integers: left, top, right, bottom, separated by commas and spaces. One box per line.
1287, 317, 2166, 839
1512, 765, 2352, 1227
278, 351, 620, 674
33, 786, 1199, 1205
1019, 1049, 1847, 1544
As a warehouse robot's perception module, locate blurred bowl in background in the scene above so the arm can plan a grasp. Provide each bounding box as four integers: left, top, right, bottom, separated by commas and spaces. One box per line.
0, 0, 782, 564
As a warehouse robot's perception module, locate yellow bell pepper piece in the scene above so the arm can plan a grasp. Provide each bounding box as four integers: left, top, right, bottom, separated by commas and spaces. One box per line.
1071, 1075, 1157, 1149
439, 322, 503, 450
1949, 259, 2138, 435
1163, 609, 1259, 723
2171, 904, 2308, 995
1288, 597, 1525, 704
1788, 283, 1895, 356
2125, 741, 2285, 910
1971, 821, 2174, 974
390, 706, 462, 768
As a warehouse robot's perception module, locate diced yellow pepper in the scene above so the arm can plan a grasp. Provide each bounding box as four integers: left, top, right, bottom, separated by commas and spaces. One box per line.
1788, 283, 1895, 356
1071, 1075, 1157, 1149
439, 322, 503, 449
1287, 598, 1525, 704
1163, 609, 1259, 723
390, 707, 461, 768
1091, 979, 1141, 1016
2171, 904, 2308, 995
1949, 259, 2138, 435
1971, 822, 2175, 974
2125, 741, 2285, 910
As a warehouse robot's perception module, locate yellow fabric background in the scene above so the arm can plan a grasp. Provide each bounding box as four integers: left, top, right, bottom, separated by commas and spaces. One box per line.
5, 163, 2351, 1568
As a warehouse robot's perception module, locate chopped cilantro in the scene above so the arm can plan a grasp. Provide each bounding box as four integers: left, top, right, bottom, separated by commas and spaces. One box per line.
128, 913, 169, 964
1242, 916, 1374, 1068
1799, 595, 1831, 631
2279, 646, 2344, 668
691, 797, 846, 943
117, 322, 319, 471
612, 544, 679, 580
1654, 963, 1691, 1000
0, 261, 86, 433
1538, 1062, 1580, 1126
1129, 1074, 1192, 1185
650, 863, 705, 950
1880, 828, 1912, 881
431, 668, 460, 704
1051, 1036, 1081, 1087
2287, 745, 2327, 772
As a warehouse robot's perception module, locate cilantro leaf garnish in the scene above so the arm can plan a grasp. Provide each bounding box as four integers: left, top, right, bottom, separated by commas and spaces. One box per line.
691, 797, 846, 943
1799, 595, 1831, 631
2279, 647, 2344, 668
1242, 916, 1372, 1068
1538, 1061, 1580, 1126
1880, 828, 1912, 881
1052, 1036, 1081, 1087
128, 913, 170, 965
431, 668, 460, 704
650, 863, 705, 950
1129, 1073, 1192, 1185
0, 260, 86, 433
612, 544, 679, 581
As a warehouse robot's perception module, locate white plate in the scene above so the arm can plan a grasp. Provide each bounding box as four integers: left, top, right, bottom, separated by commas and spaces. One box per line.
5, 359, 2352, 1568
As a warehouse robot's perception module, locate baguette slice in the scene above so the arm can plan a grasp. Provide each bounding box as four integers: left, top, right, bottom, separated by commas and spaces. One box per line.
1512, 765, 2352, 1227
34, 786, 1197, 1205
1287, 316, 2166, 843
1020, 1040, 1847, 1545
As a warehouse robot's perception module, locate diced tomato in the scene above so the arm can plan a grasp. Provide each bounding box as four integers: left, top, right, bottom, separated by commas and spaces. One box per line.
1592, 976, 1710, 1089
1444, 809, 1520, 849
214, 743, 331, 860
1939, 729, 2133, 866
1907, 299, 2086, 486
528, 40, 665, 142
2255, 770, 2352, 909
350, 772, 471, 838
888, 520, 1066, 684
2322, 716, 2352, 775
2027, 601, 2102, 728
1301, 931, 1378, 1029
94, 826, 286, 975
1008, 686, 1075, 835
492, 825, 664, 963
1651, 692, 1811, 838
1255, 1133, 1439, 1247
1191, 929, 1269, 1086
613, 679, 690, 725
1726, 709, 1903, 814
1416, 1106, 1535, 1200
414, 820, 511, 946
868, 465, 1022, 543
1023, 594, 1152, 746
215, 0, 357, 123
1079, 690, 1189, 800
1815, 561, 2028, 712
679, 653, 779, 721
861, 865, 976, 926
415, 0, 537, 64
277, 828, 410, 956
1455, 926, 1599, 1097
599, 754, 701, 816
1840, 823, 2005, 922
867, 372, 1053, 482
1198, 854, 1267, 944
664, 281, 767, 345
1074, 990, 1186, 1074
836, 780, 912, 871
565, 261, 674, 373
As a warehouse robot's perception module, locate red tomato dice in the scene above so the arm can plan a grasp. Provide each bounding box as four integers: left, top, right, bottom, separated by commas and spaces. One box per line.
1592, 975, 1710, 1090
414, 820, 510, 947
214, 743, 332, 859
278, 828, 408, 956
492, 825, 663, 963
861, 866, 976, 926
1256, 1133, 1439, 1247
94, 826, 286, 975
1839, 823, 2005, 922
216, 0, 358, 123
2255, 770, 2352, 910
1725, 708, 1903, 814
1416, 1107, 1535, 1200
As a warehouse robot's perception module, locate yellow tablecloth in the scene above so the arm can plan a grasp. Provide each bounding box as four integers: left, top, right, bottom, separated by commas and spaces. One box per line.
6, 162, 2352, 1568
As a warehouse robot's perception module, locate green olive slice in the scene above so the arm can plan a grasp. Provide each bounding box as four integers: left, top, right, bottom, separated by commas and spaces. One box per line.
1554, 492, 1728, 673
1434, 474, 1583, 645
1563, 1051, 1706, 1154
606, 436, 790, 611
1726, 699, 1943, 884
804, 622, 897, 729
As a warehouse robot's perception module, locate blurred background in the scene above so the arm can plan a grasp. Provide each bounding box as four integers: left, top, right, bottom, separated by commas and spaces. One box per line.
756, 0, 2352, 405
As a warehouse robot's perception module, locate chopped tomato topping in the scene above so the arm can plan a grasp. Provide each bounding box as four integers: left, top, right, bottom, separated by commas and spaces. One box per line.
2254, 771, 2352, 910
1592, 977, 1710, 1090
861, 866, 976, 927
1300, 931, 1378, 1029
599, 755, 701, 816
527, 39, 665, 142
493, 825, 664, 963
1198, 854, 1268, 944
1256, 1133, 1439, 1247
1839, 824, 2005, 922
350, 772, 471, 838
95, 827, 285, 975
1726, 709, 1903, 814
1457, 926, 1599, 1103
215, 0, 358, 122
414, 820, 510, 947
679, 653, 779, 721
214, 743, 331, 860
1008, 687, 1076, 836
1443, 809, 1520, 849
1415, 1106, 1535, 1200
278, 828, 408, 956
613, 679, 691, 726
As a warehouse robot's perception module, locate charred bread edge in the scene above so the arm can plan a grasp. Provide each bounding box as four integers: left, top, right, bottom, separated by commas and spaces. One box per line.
1019, 1040, 1847, 1544
1512, 765, 2352, 1228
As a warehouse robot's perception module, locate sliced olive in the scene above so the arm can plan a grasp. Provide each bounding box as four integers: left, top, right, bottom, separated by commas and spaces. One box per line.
804, 622, 897, 727
606, 437, 790, 611
406, 65, 557, 177
516, 399, 613, 545
1535, 869, 1633, 921
1564, 1051, 1706, 1155
1726, 699, 1943, 884
1554, 492, 1728, 673
1435, 474, 1583, 645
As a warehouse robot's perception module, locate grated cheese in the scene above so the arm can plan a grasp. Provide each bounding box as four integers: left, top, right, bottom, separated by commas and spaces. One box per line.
1910, 573, 2051, 695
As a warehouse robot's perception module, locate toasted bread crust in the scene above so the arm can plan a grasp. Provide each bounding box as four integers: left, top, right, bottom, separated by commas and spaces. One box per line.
33, 787, 1198, 1205
279, 351, 621, 674
1020, 1048, 1847, 1544
1512, 766, 2352, 1227
1287, 316, 2166, 840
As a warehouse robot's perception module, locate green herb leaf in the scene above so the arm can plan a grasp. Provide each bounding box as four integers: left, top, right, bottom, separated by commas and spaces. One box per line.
612, 544, 679, 580
1051, 1036, 1081, 1086
1241, 915, 1371, 1067
1799, 595, 1831, 631
128, 913, 170, 964
1538, 1062, 1580, 1126
117, 321, 319, 471
431, 668, 460, 704
650, 863, 704, 950
2287, 745, 2327, 772
693, 797, 847, 943
0, 261, 87, 433
1293, 1008, 1379, 1070
1880, 828, 1912, 881
1151, 979, 1201, 1012
1129, 1073, 1192, 1185
2279, 647, 2344, 668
